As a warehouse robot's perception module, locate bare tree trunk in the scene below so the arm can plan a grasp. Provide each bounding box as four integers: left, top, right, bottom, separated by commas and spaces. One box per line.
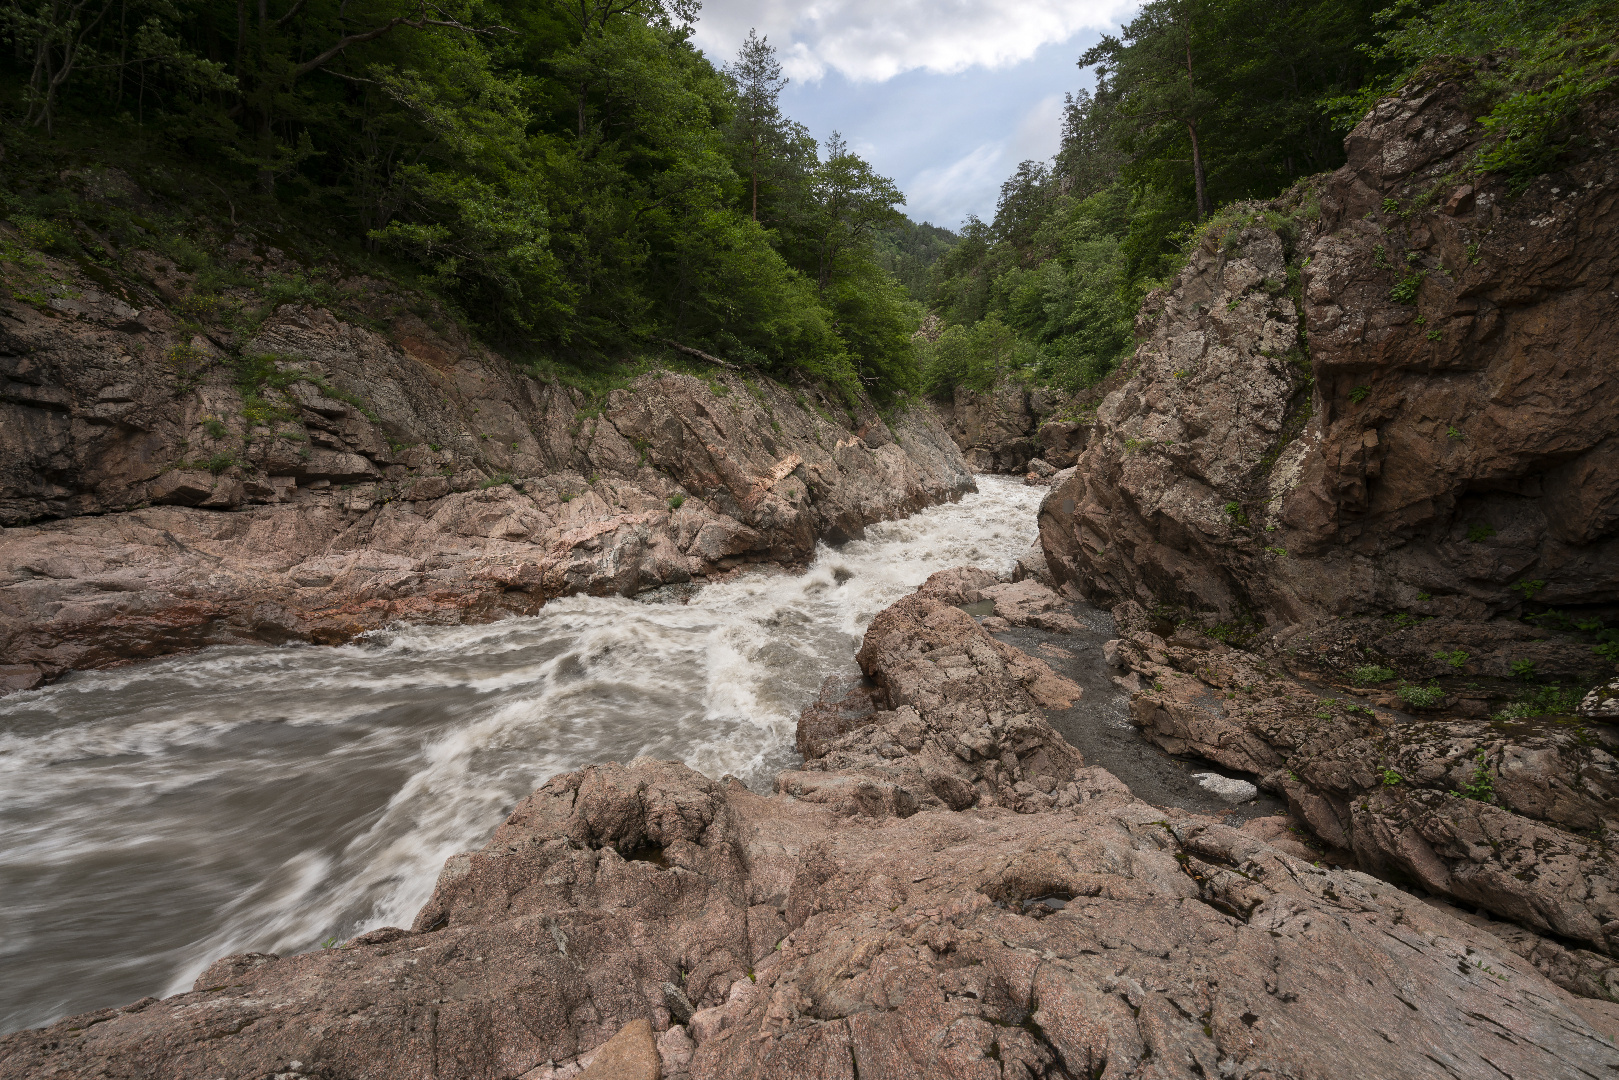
1187, 121, 1209, 220
1184, 36, 1210, 220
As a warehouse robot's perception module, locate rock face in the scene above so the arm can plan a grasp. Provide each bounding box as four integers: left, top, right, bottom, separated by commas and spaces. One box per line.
6, 589, 1617, 1079
0, 199, 973, 690
930, 383, 1088, 474
1103, 623, 1619, 992
1039, 73, 1619, 625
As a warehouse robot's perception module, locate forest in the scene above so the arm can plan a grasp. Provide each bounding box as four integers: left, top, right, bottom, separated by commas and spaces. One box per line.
1, 0, 1615, 404
919, 0, 1617, 397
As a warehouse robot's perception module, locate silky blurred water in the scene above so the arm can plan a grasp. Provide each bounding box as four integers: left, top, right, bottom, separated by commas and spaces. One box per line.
0, 477, 1043, 1034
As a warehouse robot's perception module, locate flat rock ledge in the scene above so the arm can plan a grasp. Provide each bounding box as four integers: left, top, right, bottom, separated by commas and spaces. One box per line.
4, 584, 1617, 1080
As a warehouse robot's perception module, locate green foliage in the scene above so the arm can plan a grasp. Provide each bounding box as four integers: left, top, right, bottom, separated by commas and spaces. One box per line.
1446, 425, 1464, 439
1398, 681, 1446, 708
1390, 270, 1425, 304
1510, 578, 1547, 600
1350, 385, 1372, 404
1495, 683, 1584, 718
0, 0, 924, 401
1511, 659, 1539, 681
668, 493, 685, 509
1450, 750, 1495, 802
1467, 523, 1497, 542
1434, 649, 1469, 671
479, 473, 514, 490
1380, 767, 1404, 785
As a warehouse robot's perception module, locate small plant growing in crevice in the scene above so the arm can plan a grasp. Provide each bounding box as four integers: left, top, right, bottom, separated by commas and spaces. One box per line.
1223, 501, 1249, 526
1466, 523, 1496, 543
1390, 271, 1425, 304
1380, 768, 1404, 786
1450, 751, 1494, 803
1397, 681, 1446, 709
1509, 579, 1546, 601
1446, 425, 1464, 440
1349, 385, 1371, 404
1350, 664, 1396, 686
1434, 650, 1469, 672
1510, 659, 1538, 682
668, 493, 686, 510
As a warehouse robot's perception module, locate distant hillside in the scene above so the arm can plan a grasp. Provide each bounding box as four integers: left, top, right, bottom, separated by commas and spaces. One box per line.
871, 219, 958, 303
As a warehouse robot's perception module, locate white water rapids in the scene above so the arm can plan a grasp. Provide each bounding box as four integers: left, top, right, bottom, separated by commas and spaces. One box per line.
0, 476, 1044, 1034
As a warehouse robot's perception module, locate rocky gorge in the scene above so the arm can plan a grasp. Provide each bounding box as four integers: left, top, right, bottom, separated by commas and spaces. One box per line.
0, 203, 974, 694
5, 53, 1619, 1080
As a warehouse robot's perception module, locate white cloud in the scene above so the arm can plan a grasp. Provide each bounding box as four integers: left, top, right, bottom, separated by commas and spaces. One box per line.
903, 93, 1071, 225
692, 0, 1137, 83
1007, 92, 1067, 164
905, 143, 1007, 225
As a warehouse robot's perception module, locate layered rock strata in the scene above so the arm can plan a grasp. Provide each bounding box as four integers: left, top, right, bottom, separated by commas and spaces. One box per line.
0, 205, 972, 691
4, 589, 1618, 1080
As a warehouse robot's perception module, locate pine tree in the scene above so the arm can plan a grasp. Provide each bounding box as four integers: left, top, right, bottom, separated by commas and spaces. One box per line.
726, 28, 788, 222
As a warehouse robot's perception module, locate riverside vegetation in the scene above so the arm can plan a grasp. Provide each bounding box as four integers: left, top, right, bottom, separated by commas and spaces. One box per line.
1, 0, 928, 403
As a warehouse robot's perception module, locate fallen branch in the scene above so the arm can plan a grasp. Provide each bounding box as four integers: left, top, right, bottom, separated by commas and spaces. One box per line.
662, 339, 742, 371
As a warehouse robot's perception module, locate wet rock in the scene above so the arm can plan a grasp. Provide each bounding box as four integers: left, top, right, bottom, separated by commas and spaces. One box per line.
1107, 627, 1619, 964
930, 382, 1045, 473
0, 350, 972, 690
979, 579, 1080, 633
1009, 542, 1055, 587
914, 565, 999, 605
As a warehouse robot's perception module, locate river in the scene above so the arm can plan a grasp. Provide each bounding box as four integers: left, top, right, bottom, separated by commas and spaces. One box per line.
0, 477, 1044, 1035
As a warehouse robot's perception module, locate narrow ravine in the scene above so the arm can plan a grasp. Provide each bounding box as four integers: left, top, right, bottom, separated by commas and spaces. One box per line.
0, 478, 1043, 1035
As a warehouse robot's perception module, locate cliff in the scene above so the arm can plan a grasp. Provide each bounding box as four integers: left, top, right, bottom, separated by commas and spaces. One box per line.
1038, 72, 1619, 629
0, 170, 974, 692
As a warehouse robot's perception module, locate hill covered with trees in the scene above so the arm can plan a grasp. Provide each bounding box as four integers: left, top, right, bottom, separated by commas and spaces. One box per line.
1, 1, 943, 403
918, 0, 1618, 398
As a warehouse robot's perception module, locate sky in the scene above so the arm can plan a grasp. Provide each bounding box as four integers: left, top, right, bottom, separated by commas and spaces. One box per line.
689, 1, 1142, 230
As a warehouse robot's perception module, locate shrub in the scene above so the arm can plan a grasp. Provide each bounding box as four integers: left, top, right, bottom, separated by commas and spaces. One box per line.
1433, 649, 1469, 671
1466, 523, 1496, 542
668, 493, 686, 509
1397, 681, 1446, 709
1351, 664, 1397, 685
1450, 750, 1495, 803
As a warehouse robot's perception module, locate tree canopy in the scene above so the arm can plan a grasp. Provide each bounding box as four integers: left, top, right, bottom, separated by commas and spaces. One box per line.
0, 3, 928, 402
919, 0, 1616, 398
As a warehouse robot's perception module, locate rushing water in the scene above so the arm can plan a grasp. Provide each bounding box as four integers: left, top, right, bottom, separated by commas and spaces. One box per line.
0, 477, 1044, 1035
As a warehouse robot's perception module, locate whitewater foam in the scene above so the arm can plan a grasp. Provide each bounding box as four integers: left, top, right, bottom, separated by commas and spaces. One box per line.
0, 476, 1044, 1034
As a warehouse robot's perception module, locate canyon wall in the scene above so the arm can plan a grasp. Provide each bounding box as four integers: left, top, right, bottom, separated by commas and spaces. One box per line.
1039, 74, 1619, 630
0, 181, 973, 692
